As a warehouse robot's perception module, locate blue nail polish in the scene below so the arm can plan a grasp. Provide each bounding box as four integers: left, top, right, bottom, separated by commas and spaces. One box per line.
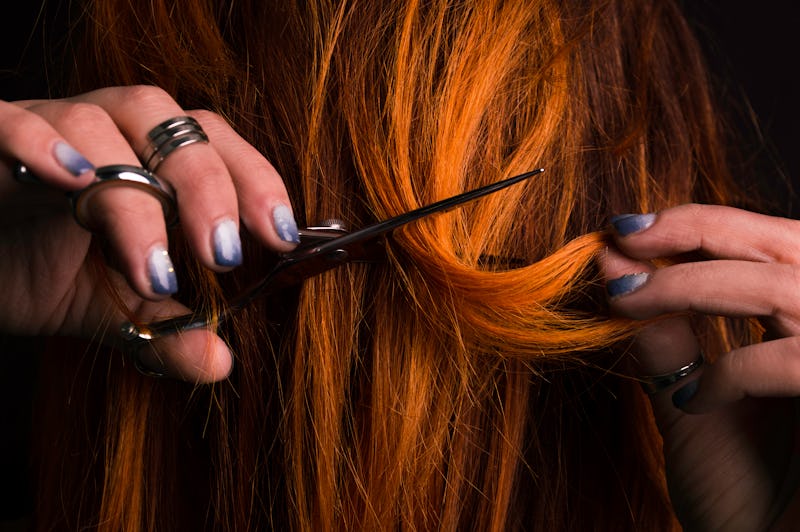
672, 379, 699, 409
273, 205, 300, 244
607, 272, 649, 298
611, 213, 656, 236
53, 141, 94, 176
148, 246, 178, 295
213, 219, 243, 266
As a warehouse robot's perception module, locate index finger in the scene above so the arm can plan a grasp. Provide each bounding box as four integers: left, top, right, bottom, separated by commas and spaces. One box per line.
609, 204, 800, 264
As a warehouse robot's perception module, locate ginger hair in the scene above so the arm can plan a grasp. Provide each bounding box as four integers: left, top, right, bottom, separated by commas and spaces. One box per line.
34, 0, 746, 529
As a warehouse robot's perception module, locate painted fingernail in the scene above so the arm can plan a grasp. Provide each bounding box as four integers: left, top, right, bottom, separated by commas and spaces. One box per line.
607, 272, 649, 298
147, 245, 178, 295
611, 213, 656, 236
53, 141, 94, 177
213, 218, 243, 267
273, 205, 300, 244
672, 379, 699, 410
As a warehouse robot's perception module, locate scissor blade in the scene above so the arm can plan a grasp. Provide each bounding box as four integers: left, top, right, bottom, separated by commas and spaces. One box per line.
287, 168, 544, 260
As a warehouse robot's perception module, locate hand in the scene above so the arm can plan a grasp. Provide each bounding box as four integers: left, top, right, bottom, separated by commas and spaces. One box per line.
0, 85, 300, 382
603, 204, 800, 531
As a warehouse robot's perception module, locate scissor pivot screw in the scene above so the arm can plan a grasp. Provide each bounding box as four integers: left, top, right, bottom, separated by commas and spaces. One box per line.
318, 219, 347, 231
120, 321, 140, 340
327, 249, 349, 262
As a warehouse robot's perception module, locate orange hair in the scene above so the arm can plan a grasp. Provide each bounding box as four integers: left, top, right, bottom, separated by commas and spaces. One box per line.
33, 0, 750, 529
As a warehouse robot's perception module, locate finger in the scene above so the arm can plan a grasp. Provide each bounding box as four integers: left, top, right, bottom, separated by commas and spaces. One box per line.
72, 86, 245, 271
132, 301, 233, 383
601, 247, 703, 379
27, 100, 176, 300
188, 110, 300, 250
676, 337, 800, 414
605, 242, 800, 529
605, 258, 800, 335
0, 100, 95, 189
82, 283, 232, 383
609, 204, 800, 264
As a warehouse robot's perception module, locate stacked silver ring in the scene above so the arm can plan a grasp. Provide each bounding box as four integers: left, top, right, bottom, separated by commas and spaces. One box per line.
141, 115, 208, 172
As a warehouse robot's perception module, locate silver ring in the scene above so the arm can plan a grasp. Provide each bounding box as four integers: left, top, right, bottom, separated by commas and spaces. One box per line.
147, 115, 202, 138
142, 116, 209, 172
640, 353, 704, 394
131, 350, 168, 379
70, 165, 178, 230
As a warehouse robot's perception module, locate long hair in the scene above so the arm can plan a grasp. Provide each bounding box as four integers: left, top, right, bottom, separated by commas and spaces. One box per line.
34, 0, 748, 529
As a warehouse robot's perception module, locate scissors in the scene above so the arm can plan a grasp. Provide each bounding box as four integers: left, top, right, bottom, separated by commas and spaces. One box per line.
120, 168, 544, 345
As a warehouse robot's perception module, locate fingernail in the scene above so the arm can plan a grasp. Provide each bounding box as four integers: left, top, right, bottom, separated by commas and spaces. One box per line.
611, 213, 656, 236
672, 379, 699, 409
272, 205, 300, 244
53, 141, 94, 176
212, 218, 243, 266
147, 245, 178, 295
607, 272, 649, 298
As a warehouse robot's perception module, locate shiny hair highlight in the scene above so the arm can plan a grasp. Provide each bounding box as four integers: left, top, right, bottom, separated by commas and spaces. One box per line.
33, 0, 749, 530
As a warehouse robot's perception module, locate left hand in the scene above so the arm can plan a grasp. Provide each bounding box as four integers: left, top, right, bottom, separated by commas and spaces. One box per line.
602, 204, 800, 531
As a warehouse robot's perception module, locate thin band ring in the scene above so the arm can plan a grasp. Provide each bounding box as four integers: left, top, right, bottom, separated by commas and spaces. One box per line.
143, 132, 208, 170
131, 350, 168, 378
142, 115, 209, 172
70, 165, 178, 229
146, 115, 202, 138
146, 124, 205, 153
640, 353, 704, 394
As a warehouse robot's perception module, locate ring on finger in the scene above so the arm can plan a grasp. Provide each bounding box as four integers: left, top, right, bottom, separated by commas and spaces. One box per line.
640, 353, 704, 394
70, 164, 178, 230
142, 115, 209, 172
131, 349, 168, 378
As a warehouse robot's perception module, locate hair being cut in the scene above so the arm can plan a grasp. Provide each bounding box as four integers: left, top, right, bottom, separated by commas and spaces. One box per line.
34, 0, 750, 529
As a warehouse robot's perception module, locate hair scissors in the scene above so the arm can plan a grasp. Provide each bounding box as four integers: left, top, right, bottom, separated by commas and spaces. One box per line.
120, 168, 544, 345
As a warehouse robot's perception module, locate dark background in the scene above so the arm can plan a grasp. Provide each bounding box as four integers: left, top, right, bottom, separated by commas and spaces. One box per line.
0, 0, 798, 525
0, 1, 797, 193
683, 1, 800, 211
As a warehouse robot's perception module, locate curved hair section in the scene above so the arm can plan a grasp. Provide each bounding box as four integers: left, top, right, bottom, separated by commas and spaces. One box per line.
33, 0, 749, 530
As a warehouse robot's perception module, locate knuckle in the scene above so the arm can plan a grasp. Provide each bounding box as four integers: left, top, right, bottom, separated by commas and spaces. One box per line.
669, 203, 705, 222
188, 109, 232, 139
718, 347, 746, 381
118, 85, 173, 111
235, 157, 275, 182
772, 218, 800, 263
52, 102, 113, 130
777, 264, 800, 317
188, 109, 224, 127
770, 339, 800, 388
173, 155, 230, 188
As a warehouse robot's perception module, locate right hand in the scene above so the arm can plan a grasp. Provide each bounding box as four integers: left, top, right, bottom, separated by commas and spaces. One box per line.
0, 85, 300, 382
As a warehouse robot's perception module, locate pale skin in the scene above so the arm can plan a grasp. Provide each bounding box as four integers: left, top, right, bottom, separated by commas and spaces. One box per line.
2, 85, 798, 529
0, 85, 298, 382
604, 205, 800, 531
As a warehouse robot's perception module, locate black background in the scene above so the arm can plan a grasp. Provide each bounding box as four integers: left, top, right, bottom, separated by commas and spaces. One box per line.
0, 1, 797, 191
0, 0, 798, 524
683, 1, 800, 210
